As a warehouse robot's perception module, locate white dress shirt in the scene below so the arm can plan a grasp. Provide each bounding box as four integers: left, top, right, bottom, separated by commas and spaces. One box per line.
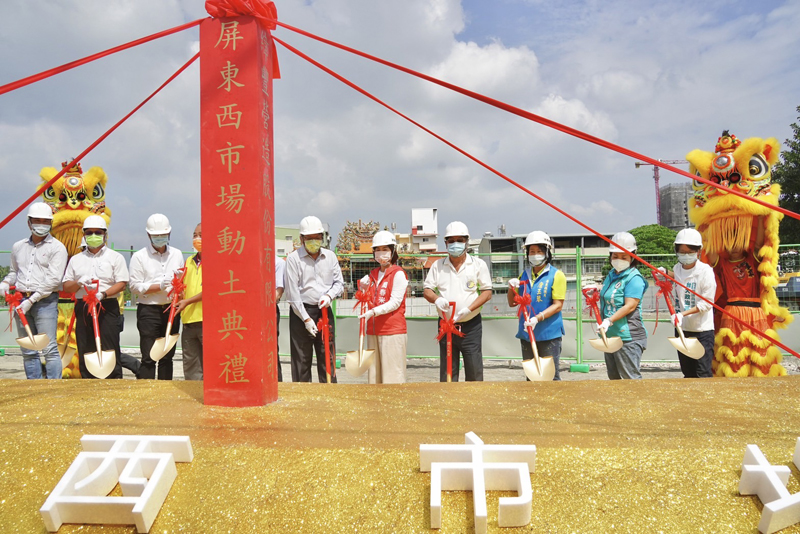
3, 234, 68, 303
672, 260, 717, 332
275, 256, 286, 291
360, 270, 408, 316
129, 244, 185, 305
63, 245, 130, 298
284, 246, 344, 322
424, 254, 492, 323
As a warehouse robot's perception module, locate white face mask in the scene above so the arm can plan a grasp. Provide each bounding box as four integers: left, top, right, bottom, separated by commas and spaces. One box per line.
677, 253, 698, 266
611, 259, 631, 272
374, 251, 391, 265
31, 224, 51, 237
529, 254, 546, 267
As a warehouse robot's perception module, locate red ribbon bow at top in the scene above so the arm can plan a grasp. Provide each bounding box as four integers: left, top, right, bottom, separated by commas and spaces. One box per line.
205, 0, 281, 78
582, 286, 601, 320
352, 284, 374, 313
513, 280, 532, 320
168, 269, 187, 301
5, 287, 22, 331
651, 270, 675, 333
435, 315, 465, 342
316, 305, 330, 333
82, 281, 104, 316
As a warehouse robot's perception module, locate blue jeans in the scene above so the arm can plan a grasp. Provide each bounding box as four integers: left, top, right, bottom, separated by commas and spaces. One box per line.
15, 293, 61, 379
520, 337, 562, 380
604, 339, 646, 380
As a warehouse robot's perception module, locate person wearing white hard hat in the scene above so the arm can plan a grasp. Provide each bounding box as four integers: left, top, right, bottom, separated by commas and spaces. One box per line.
423, 221, 492, 382
657, 228, 716, 378
506, 231, 566, 380
62, 215, 129, 379
284, 216, 343, 382
357, 230, 409, 384
597, 231, 649, 380
1, 203, 68, 379
128, 214, 185, 380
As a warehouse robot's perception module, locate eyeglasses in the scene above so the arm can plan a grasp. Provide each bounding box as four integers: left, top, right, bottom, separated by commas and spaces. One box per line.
444, 238, 467, 244
84, 230, 106, 236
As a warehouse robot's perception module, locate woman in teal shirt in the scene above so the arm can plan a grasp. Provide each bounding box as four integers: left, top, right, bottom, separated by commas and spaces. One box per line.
598, 232, 648, 380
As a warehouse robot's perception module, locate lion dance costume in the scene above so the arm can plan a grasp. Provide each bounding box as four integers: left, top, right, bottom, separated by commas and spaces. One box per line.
687, 131, 792, 377
39, 161, 111, 378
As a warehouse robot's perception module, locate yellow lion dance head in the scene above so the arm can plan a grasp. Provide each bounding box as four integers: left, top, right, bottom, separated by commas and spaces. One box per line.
39, 161, 111, 256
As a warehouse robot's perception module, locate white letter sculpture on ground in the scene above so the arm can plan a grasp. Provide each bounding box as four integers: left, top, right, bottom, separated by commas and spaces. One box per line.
420, 431, 536, 533
739, 437, 800, 534
40, 435, 193, 533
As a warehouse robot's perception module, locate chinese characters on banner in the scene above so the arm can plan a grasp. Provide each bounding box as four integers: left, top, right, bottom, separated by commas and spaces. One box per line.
200, 16, 278, 406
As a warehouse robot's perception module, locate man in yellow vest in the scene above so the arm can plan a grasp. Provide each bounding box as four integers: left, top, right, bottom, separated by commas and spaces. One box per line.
176, 223, 203, 380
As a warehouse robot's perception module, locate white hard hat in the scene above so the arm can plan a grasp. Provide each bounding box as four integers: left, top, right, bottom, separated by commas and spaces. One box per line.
444, 221, 470, 239
299, 216, 325, 236
27, 202, 54, 220
372, 230, 396, 248
83, 215, 108, 230
524, 230, 552, 252
146, 214, 171, 235
609, 232, 637, 253
674, 228, 703, 248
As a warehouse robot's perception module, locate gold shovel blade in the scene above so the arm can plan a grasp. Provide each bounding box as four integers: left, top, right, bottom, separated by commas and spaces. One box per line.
59, 345, 76, 369
16, 332, 50, 351
84, 350, 117, 379
668, 337, 705, 360
150, 334, 179, 362
345, 349, 375, 377
588, 336, 623, 353
522, 357, 556, 381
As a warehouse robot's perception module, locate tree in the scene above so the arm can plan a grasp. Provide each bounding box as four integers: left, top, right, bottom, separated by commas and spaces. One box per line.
773, 106, 800, 245
601, 224, 677, 277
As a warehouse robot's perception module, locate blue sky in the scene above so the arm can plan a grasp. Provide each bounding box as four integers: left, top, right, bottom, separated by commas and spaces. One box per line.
0, 0, 798, 251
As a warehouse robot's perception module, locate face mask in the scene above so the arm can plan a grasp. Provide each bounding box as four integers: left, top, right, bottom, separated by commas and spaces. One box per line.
31, 224, 51, 237
447, 242, 466, 257
304, 239, 322, 254
529, 254, 546, 267
85, 234, 104, 248
193, 238, 202, 253
677, 253, 697, 266
611, 259, 630, 272
150, 235, 169, 248
374, 251, 391, 265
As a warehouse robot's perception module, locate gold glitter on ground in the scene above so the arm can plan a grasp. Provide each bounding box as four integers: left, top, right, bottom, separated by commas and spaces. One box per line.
1, 378, 799, 532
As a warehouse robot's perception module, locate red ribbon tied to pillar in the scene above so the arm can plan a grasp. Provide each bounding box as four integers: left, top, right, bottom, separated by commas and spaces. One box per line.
205, 0, 281, 78
5, 287, 22, 331
651, 269, 674, 333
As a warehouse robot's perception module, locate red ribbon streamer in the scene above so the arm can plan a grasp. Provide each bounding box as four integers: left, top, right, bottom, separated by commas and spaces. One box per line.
435, 317, 465, 343
581, 286, 601, 322
5, 289, 22, 332
513, 290, 532, 320
317, 306, 333, 380
0, 52, 199, 233
0, 19, 202, 97
82, 281, 104, 314
651, 270, 675, 334
270, 20, 800, 225
272, 36, 800, 362
352, 285, 374, 313
167, 269, 187, 301
205, 0, 281, 78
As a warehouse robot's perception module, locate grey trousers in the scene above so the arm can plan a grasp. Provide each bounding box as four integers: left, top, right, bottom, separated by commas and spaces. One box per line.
182, 322, 203, 381
604, 339, 646, 380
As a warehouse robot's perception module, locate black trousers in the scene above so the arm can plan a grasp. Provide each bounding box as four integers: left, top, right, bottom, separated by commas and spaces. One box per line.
75, 299, 123, 379
677, 329, 714, 378
438, 314, 483, 382
289, 304, 337, 383
137, 303, 181, 380
276, 304, 282, 382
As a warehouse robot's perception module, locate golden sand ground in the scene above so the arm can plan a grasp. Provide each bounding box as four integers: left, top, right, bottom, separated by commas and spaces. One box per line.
2, 378, 800, 533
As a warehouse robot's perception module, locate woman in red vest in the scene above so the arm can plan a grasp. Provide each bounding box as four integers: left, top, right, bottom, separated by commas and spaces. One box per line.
358, 231, 408, 383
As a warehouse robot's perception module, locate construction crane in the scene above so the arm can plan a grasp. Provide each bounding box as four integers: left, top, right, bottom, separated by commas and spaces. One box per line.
634, 159, 689, 225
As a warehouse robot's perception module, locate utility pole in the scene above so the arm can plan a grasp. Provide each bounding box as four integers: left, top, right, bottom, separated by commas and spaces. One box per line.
634, 159, 688, 225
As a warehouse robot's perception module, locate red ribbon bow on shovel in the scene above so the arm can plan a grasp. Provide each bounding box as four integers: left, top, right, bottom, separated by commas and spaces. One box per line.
651, 270, 675, 334
582, 286, 601, 322
5, 287, 22, 331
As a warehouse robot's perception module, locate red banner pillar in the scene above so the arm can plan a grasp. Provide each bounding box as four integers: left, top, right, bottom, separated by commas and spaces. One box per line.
200, 16, 277, 406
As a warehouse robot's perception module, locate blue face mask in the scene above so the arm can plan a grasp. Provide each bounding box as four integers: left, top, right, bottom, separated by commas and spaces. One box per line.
447, 242, 466, 258
151, 235, 169, 248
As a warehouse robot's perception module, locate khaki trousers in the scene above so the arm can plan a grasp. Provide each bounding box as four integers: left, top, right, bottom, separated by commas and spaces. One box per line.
366, 333, 407, 384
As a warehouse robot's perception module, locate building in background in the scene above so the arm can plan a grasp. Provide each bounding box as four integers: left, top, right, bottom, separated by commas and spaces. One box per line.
411, 208, 438, 253
659, 183, 694, 231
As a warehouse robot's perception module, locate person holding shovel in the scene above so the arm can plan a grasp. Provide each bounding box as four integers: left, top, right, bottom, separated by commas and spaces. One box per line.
658, 229, 716, 378
175, 223, 203, 381
423, 221, 492, 382
62, 215, 128, 379
357, 230, 409, 384
507, 231, 565, 381
129, 214, 185, 380
284, 216, 343, 383
597, 231, 648, 380
1, 203, 68, 379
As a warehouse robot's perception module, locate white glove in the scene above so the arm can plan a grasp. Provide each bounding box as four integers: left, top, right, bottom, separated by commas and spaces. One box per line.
671, 312, 683, 328
434, 297, 450, 313
359, 309, 375, 321
304, 319, 319, 336
508, 278, 520, 290
358, 279, 369, 291
160, 277, 171, 291
17, 299, 33, 315
655, 267, 667, 280
0, 282, 9, 296
598, 318, 613, 334
79, 275, 94, 287
98, 292, 106, 301
83, 280, 97, 292
524, 315, 539, 329
318, 294, 332, 308
454, 307, 472, 322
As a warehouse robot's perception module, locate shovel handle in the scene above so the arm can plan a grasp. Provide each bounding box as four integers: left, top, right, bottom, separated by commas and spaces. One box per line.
322, 307, 331, 383
16, 307, 30, 328
447, 302, 457, 382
